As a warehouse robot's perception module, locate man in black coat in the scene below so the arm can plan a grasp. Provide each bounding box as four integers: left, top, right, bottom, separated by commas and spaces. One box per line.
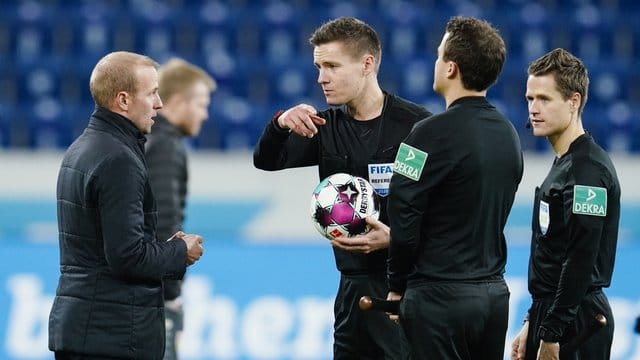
48, 51, 205, 360
146, 58, 216, 360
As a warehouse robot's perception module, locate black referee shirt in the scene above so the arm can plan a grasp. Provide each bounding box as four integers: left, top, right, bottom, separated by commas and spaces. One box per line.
253, 92, 431, 275
387, 96, 523, 292
528, 133, 620, 337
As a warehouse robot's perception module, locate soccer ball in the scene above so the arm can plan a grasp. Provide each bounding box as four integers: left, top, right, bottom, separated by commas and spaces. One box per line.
310, 173, 380, 240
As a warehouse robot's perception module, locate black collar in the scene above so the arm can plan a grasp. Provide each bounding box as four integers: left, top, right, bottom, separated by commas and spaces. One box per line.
151, 114, 183, 137
89, 106, 147, 152
448, 96, 489, 109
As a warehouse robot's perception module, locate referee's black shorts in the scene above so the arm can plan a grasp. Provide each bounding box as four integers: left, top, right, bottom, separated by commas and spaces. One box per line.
333, 273, 410, 360
400, 279, 510, 360
525, 290, 614, 360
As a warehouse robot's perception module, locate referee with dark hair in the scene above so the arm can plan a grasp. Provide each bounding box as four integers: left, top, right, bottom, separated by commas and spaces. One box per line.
359, 16, 523, 359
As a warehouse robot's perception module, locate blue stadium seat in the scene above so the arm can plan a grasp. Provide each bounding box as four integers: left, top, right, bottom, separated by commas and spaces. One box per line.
171, 17, 201, 57
494, 63, 527, 109
255, 3, 303, 67
15, 58, 64, 103
217, 57, 270, 105
191, 111, 222, 149
581, 105, 608, 147
629, 107, 640, 153
377, 60, 402, 99
269, 61, 316, 104
50, 10, 80, 57
0, 9, 16, 57
605, 101, 635, 152
0, 58, 18, 108
386, 25, 419, 62
57, 65, 87, 107
68, 102, 96, 140
209, 92, 257, 149
80, 20, 110, 55
397, 59, 433, 103
0, 103, 13, 148
14, 25, 47, 61
143, 26, 173, 59
263, 29, 297, 66
26, 97, 73, 149
0, 0, 638, 151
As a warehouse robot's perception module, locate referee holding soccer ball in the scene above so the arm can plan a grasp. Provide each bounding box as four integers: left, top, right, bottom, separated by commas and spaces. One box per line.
253, 17, 431, 360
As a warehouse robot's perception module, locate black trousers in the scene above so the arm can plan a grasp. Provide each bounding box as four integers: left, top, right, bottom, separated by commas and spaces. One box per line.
400, 279, 510, 360
333, 273, 411, 360
163, 304, 183, 360
525, 290, 614, 360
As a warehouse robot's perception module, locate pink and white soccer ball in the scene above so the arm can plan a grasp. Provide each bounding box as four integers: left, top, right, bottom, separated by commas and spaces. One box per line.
310, 173, 380, 240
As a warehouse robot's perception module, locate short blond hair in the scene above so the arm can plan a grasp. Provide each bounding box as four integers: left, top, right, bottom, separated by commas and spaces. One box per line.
89, 51, 159, 108
158, 58, 216, 102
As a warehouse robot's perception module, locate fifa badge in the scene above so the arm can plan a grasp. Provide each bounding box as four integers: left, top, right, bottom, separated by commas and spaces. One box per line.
539, 200, 550, 235
368, 163, 394, 197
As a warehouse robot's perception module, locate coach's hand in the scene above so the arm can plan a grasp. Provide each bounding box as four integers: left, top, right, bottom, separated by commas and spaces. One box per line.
277, 104, 326, 138
181, 233, 204, 266
331, 217, 390, 253
510, 321, 529, 360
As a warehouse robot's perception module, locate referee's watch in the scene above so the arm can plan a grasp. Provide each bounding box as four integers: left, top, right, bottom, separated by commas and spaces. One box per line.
538, 326, 561, 343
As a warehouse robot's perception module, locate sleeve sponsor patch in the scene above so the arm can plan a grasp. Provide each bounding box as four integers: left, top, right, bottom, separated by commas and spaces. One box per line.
572, 185, 607, 216
393, 143, 428, 181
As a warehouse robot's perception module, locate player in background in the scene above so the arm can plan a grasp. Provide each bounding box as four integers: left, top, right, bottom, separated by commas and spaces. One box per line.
253, 17, 432, 359
145, 58, 216, 360
360, 16, 522, 359
49, 51, 204, 359
510, 48, 620, 360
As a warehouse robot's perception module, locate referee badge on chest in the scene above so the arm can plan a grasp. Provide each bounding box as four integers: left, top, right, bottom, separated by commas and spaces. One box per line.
368, 163, 394, 197
539, 200, 550, 235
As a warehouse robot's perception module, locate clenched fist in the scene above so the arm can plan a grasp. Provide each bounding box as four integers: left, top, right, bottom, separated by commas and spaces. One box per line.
180, 233, 204, 266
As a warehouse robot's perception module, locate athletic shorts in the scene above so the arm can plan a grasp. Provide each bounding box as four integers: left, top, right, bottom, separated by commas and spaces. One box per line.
525, 290, 614, 360
400, 279, 510, 360
333, 273, 410, 360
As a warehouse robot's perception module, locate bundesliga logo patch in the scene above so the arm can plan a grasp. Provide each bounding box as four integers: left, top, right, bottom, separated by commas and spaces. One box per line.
393, 143, 428, 181
572, 185, 607, 216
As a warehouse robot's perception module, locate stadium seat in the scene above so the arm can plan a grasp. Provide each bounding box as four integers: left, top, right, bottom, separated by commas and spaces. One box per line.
172, 18, 201, 57
13, 58, 64, 111
0, 103, 13, 148
26, 97, 73, 149
50, 13, 78, 57
0, 0, 638, 151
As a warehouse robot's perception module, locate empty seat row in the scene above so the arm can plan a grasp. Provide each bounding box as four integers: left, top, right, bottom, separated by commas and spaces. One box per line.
0, 0, 639, 151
